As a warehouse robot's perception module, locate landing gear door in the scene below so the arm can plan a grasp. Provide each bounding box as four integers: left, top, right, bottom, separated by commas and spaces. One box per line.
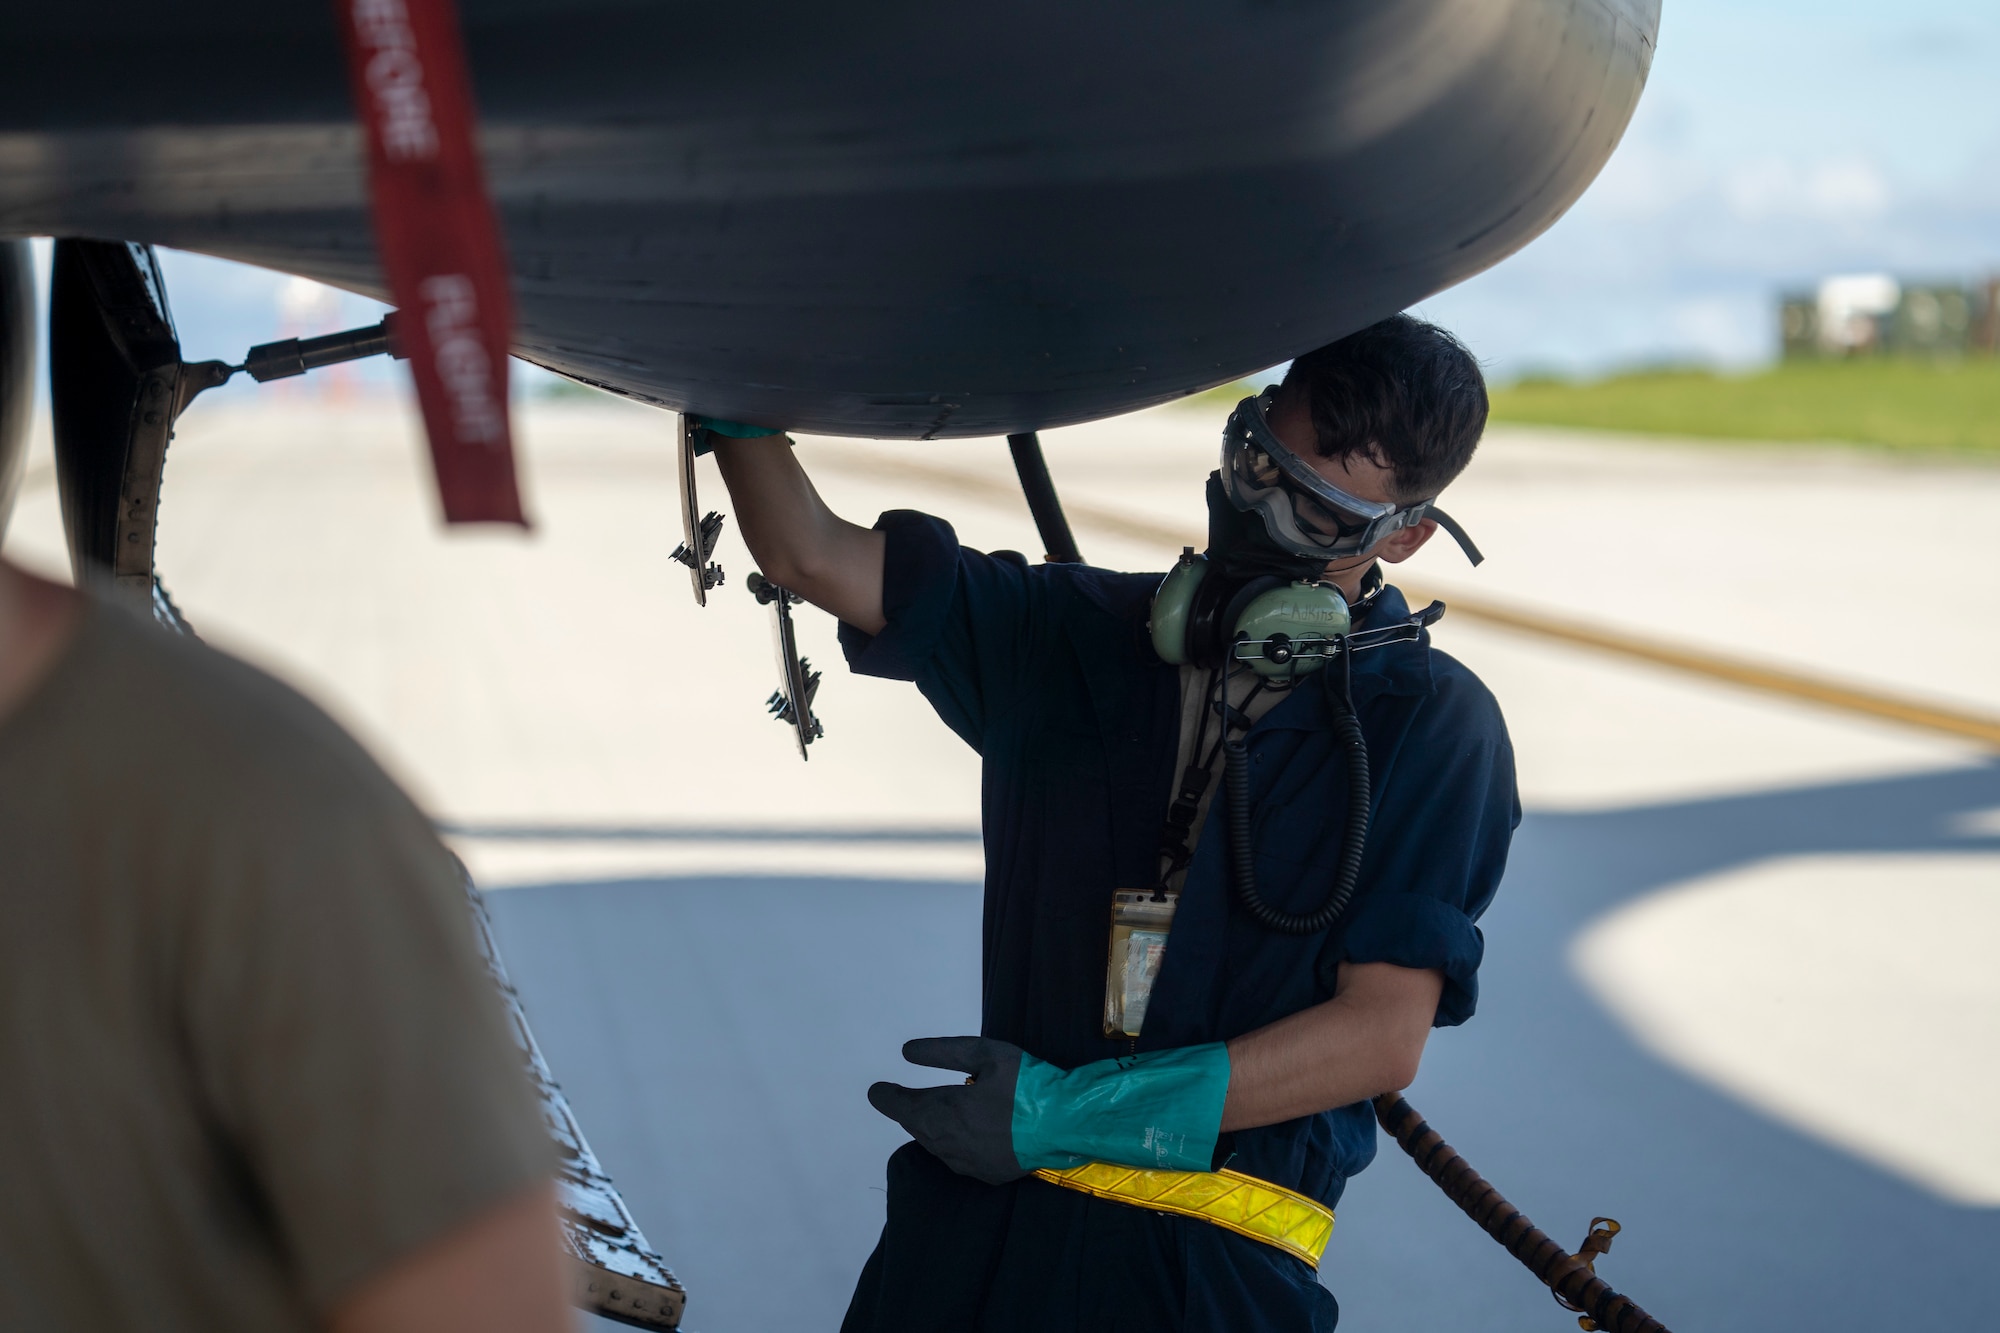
47, 239, 226, 633
0, 242, 33, 544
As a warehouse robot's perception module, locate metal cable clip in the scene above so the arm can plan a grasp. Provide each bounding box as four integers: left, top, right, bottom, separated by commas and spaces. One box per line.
1557, 1218, 1624, 1330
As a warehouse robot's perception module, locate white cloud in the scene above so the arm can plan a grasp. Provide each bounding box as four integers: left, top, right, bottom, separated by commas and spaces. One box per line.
1666, 294, 1773, 364
1805, 159, 1893, 218
1583, 138, 1711, 223
1721, 156, 1890, 223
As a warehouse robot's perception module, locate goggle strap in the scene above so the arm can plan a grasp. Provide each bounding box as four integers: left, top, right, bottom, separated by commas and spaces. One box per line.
1233, 395, 1399, 523
1426, 506, 1484, 566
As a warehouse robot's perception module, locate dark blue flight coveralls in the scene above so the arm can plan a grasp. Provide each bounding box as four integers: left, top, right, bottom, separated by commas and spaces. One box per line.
837, 511, 1519, 1333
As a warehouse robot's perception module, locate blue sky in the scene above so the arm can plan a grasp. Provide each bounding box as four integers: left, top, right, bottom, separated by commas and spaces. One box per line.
1416, 0, 2000, 376
53, 0, 2000, 392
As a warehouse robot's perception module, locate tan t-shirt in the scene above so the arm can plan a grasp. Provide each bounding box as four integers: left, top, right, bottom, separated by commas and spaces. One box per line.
0, 602, 550, 1331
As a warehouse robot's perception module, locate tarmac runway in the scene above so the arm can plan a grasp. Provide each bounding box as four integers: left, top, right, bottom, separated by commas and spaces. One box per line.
7, 391, 1998, 1330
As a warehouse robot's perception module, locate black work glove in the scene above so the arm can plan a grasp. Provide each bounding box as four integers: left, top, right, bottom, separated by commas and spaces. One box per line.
867, 1036, 1028, 1186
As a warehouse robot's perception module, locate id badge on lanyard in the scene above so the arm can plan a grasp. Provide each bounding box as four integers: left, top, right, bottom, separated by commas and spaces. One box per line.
1103, 888, 1178, 1038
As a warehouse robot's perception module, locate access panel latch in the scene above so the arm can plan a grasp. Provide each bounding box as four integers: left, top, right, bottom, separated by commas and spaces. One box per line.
670, 414, 725, 603
747, 571, 824, 759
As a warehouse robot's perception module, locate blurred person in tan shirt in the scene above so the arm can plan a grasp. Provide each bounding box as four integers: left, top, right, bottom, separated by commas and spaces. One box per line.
0, 555, 572, 1333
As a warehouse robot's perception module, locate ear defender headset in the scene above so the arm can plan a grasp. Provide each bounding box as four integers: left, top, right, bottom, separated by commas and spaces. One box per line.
1149, 548, 1352, 680
1143, 389, 1479, 934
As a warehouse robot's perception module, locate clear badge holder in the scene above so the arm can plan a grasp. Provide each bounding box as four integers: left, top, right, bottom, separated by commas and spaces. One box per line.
1103, 888, 1178, 1038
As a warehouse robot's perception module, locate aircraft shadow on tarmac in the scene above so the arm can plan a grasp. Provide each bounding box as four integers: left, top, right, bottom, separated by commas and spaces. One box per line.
483, 761, 2000, 1333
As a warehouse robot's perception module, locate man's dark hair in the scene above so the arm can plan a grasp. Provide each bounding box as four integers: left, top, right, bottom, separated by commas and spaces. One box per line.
1278, 314, 1487, 503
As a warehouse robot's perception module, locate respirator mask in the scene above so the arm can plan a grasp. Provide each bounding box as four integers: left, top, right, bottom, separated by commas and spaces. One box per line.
1149, 390, 1478, 679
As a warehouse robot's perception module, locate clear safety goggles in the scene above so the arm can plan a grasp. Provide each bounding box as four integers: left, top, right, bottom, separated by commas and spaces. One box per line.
1220, 390, 1482, 565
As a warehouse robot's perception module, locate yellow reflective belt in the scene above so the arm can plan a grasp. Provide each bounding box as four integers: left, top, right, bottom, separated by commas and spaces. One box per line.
1033, 1163, 1335, 1269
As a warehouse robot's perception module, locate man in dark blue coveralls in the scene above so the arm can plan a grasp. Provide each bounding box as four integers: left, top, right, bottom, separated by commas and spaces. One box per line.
707, 314, 1517, 1332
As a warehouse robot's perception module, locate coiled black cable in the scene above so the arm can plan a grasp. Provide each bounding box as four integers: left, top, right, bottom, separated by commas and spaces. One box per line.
1224, 642, 1371, 935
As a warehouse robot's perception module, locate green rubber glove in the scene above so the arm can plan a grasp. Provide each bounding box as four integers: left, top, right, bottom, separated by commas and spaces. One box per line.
685, 414, 785, 455
867, 1036, 1230, 1185
1014, 1042, 1231, 1172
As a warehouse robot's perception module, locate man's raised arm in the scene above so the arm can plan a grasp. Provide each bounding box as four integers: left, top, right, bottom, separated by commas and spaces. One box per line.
708, 429, 888, 634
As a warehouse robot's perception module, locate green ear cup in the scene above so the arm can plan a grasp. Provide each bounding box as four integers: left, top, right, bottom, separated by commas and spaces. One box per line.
1152, 552, 1351, 677
1230, 581, 1351, 678
1149, 548, 1208, 665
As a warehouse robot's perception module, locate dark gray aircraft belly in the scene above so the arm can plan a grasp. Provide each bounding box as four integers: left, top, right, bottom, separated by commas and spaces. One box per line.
0, 0, 1658, 438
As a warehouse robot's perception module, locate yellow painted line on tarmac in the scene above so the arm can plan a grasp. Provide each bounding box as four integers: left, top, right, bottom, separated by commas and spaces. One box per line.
1396, 585, 2000, 750
813, 446, 2000, 751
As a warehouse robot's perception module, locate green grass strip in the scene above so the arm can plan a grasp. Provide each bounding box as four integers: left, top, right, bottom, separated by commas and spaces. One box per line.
1490, 359, 2000, 455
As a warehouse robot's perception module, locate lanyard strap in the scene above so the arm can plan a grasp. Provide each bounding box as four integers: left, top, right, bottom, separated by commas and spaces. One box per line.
1157, 666, 1267, 886
335, 0, 526, 525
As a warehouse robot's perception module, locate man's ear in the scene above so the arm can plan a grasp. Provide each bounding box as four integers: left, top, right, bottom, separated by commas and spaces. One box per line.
1374, 518, 1437, 566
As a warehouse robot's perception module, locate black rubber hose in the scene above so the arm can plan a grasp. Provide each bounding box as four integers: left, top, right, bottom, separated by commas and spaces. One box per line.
1224, 678, 1371, 935
1005, 431, 1083, 564
1373, 1095, 1671, 1333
